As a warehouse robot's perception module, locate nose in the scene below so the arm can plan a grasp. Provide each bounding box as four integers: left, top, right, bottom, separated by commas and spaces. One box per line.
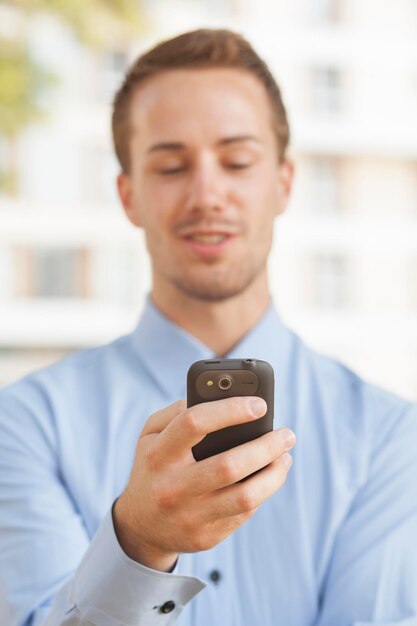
184, 154, 226, 214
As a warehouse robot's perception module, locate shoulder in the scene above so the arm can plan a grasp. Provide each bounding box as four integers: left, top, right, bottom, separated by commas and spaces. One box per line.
0, 332, 133, 425
298, 332, 417, 448
284, 328, 416, 492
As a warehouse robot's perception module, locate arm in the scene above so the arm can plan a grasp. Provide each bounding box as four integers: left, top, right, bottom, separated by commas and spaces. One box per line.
0, 390, 204, 626
314, 403, 417, 626
1, 385, 295, 625
44, 505, 205, 626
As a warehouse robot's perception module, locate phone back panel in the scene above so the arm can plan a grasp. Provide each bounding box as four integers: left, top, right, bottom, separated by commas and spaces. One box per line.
187, 358, 274, 461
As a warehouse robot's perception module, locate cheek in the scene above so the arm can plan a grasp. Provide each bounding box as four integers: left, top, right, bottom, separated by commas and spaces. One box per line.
132, 180, 168, 230
245, 182, 278, 236
237, 164, 279, 205
143, 179, 185, 225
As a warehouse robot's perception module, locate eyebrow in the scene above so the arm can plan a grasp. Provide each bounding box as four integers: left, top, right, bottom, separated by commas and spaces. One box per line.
146, 135, 261, 154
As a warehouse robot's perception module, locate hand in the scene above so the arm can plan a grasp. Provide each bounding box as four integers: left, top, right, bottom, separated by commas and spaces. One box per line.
113, 396, 295, 572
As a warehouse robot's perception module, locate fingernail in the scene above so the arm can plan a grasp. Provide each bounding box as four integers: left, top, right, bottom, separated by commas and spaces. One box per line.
281, 429, 296, 450
248, 397, 266, 417
283, 453, 293, 470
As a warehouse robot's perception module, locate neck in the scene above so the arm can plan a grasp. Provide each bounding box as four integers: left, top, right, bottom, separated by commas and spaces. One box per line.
150, 272, 272, 356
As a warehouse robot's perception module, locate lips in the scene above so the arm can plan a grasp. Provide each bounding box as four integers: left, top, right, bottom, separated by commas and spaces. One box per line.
181, 231, 236, 256
185, 233, 229, 244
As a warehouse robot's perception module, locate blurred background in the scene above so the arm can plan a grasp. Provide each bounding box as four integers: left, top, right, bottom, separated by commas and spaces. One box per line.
0, 0, 416, 400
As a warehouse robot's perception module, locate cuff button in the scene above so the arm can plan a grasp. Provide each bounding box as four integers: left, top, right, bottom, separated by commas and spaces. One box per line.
159, 600, 176, 614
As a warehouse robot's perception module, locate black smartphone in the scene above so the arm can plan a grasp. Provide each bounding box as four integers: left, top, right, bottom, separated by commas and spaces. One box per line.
187, 358, 274, 462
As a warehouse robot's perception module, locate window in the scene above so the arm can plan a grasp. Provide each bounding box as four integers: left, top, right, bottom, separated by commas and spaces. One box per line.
309, 157, 342, 213
311, 67, 343, 114
15, 247, 89, 299
310, 0, 342, 22
313, 254, 349, 309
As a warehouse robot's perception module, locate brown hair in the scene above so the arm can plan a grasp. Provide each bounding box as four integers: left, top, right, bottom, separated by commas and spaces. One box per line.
111, 28, 290, 174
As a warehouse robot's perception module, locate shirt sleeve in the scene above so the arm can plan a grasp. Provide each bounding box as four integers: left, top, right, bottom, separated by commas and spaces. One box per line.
314, 402, 417, 626
45, 505, 206, 626
0, 388, 206, 626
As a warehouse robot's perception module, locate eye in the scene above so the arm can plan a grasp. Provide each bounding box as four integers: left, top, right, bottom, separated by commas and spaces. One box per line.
159, 166, 186, 175
226, 162, 252, 170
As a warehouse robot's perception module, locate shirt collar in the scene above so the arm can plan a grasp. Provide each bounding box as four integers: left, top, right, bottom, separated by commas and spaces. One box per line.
130, 292, 292, 400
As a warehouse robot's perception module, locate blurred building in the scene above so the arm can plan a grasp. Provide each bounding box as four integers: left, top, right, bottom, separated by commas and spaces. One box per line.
0, 0, 416, 400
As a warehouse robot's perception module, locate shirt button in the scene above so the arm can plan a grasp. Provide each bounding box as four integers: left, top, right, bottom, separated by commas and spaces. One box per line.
159, 600, 176, 614
209, 569, 221, 584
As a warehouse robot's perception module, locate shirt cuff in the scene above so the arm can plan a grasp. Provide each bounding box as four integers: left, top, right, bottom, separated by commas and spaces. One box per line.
71, 504, 207, 626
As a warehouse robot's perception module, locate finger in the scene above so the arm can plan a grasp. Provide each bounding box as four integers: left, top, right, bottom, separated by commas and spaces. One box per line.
189, 509, 260, 550
183, 427, 295, 496
141, 399, 187, 437
203, 453, 292, 521
155, 395, 267, 461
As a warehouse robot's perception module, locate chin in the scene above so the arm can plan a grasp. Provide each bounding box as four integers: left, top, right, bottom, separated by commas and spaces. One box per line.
171, 273, 257, 303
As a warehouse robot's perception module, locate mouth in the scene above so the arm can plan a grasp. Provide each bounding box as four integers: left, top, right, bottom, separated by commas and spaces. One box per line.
181, 232, 236, 256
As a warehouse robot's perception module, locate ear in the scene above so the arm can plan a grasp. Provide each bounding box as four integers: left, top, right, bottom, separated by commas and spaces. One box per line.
117, 172, 143, 228
274, 158, 294, 217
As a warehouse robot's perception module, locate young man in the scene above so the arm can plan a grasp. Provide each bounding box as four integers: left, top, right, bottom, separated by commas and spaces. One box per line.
1, 28, 416, 626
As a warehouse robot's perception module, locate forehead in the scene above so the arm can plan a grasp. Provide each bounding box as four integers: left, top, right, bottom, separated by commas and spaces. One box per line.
129, 67, 274, 148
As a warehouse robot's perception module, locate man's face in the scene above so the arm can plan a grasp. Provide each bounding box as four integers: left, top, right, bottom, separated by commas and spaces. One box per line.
118, 67, 292, 302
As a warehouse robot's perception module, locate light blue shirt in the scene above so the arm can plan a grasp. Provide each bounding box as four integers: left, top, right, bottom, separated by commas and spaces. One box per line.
1, 294, 417, 626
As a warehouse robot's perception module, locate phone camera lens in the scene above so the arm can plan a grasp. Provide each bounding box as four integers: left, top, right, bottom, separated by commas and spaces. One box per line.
218, 376, 232, 390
